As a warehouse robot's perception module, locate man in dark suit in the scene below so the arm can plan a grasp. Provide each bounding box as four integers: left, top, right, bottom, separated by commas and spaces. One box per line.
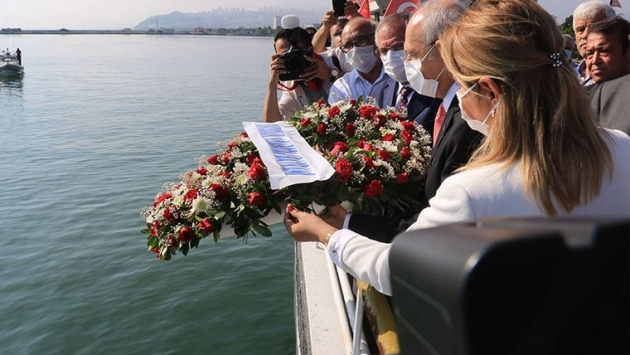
371, 12, 441, 139
326, 0, 483, 242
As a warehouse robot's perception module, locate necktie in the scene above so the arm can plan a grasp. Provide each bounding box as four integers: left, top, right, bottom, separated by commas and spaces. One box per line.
396, 86, 410, 111
433, 103, 447, 147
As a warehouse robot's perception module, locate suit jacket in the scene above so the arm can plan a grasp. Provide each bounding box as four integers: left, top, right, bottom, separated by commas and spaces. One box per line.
588, 74, 630, 136
379, 81, 442, 139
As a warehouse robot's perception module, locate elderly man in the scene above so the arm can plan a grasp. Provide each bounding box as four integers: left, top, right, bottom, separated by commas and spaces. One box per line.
572, 1, 616, 85
586, 16, 630, 135
374, 12, 442, 138
327, 0, 483, 242
327, 17, 395, 107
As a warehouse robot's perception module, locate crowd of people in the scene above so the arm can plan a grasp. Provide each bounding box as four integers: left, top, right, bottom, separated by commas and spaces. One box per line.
262, 0, 629, 296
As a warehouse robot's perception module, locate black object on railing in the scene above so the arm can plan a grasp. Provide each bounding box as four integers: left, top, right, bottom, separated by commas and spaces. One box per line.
389, 217, 629, 355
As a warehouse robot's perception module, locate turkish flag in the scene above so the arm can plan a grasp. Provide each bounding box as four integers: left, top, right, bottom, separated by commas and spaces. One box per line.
610, 0, 622, 7
357, 0, 371, 18
384, 0, 420, 16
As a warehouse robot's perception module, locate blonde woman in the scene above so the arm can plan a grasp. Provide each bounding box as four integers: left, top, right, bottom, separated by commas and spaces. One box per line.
283, 0, 630, 296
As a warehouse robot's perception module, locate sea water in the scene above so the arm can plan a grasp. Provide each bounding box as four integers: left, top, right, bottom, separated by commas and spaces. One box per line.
0, 34, 295, 355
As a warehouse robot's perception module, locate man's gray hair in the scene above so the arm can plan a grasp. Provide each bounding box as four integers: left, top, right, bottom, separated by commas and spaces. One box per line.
563, 34, 575, 48
573, 1, 616, 27
376, 12, 411, 42
422, 0, 468, 58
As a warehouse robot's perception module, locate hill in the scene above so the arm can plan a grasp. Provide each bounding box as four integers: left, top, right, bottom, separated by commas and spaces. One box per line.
134, 7, 326, 31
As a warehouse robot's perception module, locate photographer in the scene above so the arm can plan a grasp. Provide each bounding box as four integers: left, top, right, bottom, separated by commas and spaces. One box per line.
263, 26, 334, 123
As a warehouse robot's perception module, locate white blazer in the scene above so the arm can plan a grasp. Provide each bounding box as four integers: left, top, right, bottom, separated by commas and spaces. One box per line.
328, 129, 630, 295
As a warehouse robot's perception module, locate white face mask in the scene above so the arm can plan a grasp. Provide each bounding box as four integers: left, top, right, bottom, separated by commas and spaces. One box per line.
403, 45, 445, 98
346, 45, 378, 73
455, 82, 499, 136
381, 49, 407, 83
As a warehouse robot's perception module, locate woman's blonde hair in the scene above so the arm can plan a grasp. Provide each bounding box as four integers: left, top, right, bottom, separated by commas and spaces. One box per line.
440, 0, 613, 216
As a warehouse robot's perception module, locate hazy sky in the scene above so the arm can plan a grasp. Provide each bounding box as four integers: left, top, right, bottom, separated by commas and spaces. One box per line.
0, 0, 625, 30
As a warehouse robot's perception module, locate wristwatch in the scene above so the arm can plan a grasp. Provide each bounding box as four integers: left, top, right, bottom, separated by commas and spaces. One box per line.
330, 68, 339, 82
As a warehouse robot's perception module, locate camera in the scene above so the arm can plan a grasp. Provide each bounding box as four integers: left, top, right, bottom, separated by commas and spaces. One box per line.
279, 46, 313, 81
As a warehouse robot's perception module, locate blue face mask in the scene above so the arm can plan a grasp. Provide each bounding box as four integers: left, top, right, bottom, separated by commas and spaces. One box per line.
564, 49, 573, 61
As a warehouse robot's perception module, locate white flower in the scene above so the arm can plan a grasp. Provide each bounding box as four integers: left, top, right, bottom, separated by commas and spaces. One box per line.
191, 197, 211, 213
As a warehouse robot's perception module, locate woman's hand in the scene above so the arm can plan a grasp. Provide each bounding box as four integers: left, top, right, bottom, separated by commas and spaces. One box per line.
284, 204, 337, 244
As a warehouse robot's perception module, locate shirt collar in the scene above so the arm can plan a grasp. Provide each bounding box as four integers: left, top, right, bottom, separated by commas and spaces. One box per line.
443, 83, 459, 109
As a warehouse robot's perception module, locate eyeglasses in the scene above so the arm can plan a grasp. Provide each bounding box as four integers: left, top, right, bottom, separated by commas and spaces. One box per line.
375, 41, 405, 57
401, 42, 435, 61
340, 33, 375, 53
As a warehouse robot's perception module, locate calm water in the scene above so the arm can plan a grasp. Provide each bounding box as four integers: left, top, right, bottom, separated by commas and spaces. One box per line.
0, 34, 296, 355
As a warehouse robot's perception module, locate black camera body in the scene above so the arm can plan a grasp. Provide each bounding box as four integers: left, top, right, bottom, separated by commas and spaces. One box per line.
279, 46, 312, 81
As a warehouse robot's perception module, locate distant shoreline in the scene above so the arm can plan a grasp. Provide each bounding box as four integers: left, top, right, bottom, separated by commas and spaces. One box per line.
1, 29, 274, 36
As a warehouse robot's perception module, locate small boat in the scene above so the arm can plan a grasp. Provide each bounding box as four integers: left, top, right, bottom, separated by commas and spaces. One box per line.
0, 49, 24, 76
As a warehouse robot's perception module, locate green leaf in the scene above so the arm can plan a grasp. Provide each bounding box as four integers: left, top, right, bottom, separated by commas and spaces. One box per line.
252, 223, 272, 237
180, 243, 189, 256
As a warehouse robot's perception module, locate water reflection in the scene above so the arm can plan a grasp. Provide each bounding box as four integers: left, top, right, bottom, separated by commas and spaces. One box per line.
0, 74, 24, 90
0, 74, 24, 133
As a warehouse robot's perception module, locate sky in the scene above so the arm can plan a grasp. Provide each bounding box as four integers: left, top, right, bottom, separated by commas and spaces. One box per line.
0, 0, 625, 30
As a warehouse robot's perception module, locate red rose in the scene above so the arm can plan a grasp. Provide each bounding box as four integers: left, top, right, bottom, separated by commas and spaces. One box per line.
221, 153, 230, 163
316, 99, 327, 108
401, 130, 413, 146
153, 192, 172, 207
196, 166, 208, 175
388, 112, 404, 121
299, 117, 311, 127
199, 218, 214, 234
245, 152, 256, 165
328, 106, 341, 117
359, 105, 378, 118
349, 99, 357, 105
401, 121, 415, 131
317, 123, 328, 135
252, 157, 263, 166
209, 183, 229, 201
207, 154, 219, 165
401, 147, 411, 159
331, 141, 349, 155
335, 158, 353, 182
184, 189, 198, 201
373, 114, 387, 128
219, 170, 232, 178
247, 163, 267, 180
377, 149, 391, 160
248, 191, 265, 206
163, 208, 176, 221
382, 133, 395, 141
240, 132, 249, 138
227, 141, 238, 149
357, 139, 366, 149
396, 172, 409, 184
363, 155, 376, 168
345, 122, 356, 136
178, 226, 194, 241
364, 180, 383, 197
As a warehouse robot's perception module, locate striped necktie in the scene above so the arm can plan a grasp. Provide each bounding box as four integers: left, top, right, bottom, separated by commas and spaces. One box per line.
396, 86, 410, 111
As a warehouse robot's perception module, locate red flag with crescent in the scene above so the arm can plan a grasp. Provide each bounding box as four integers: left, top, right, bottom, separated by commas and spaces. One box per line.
384, 0, 420, 16
610, 0, 622, 7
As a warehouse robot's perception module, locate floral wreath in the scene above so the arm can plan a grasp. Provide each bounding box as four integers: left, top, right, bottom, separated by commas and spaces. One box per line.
142, 98, 432, 260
